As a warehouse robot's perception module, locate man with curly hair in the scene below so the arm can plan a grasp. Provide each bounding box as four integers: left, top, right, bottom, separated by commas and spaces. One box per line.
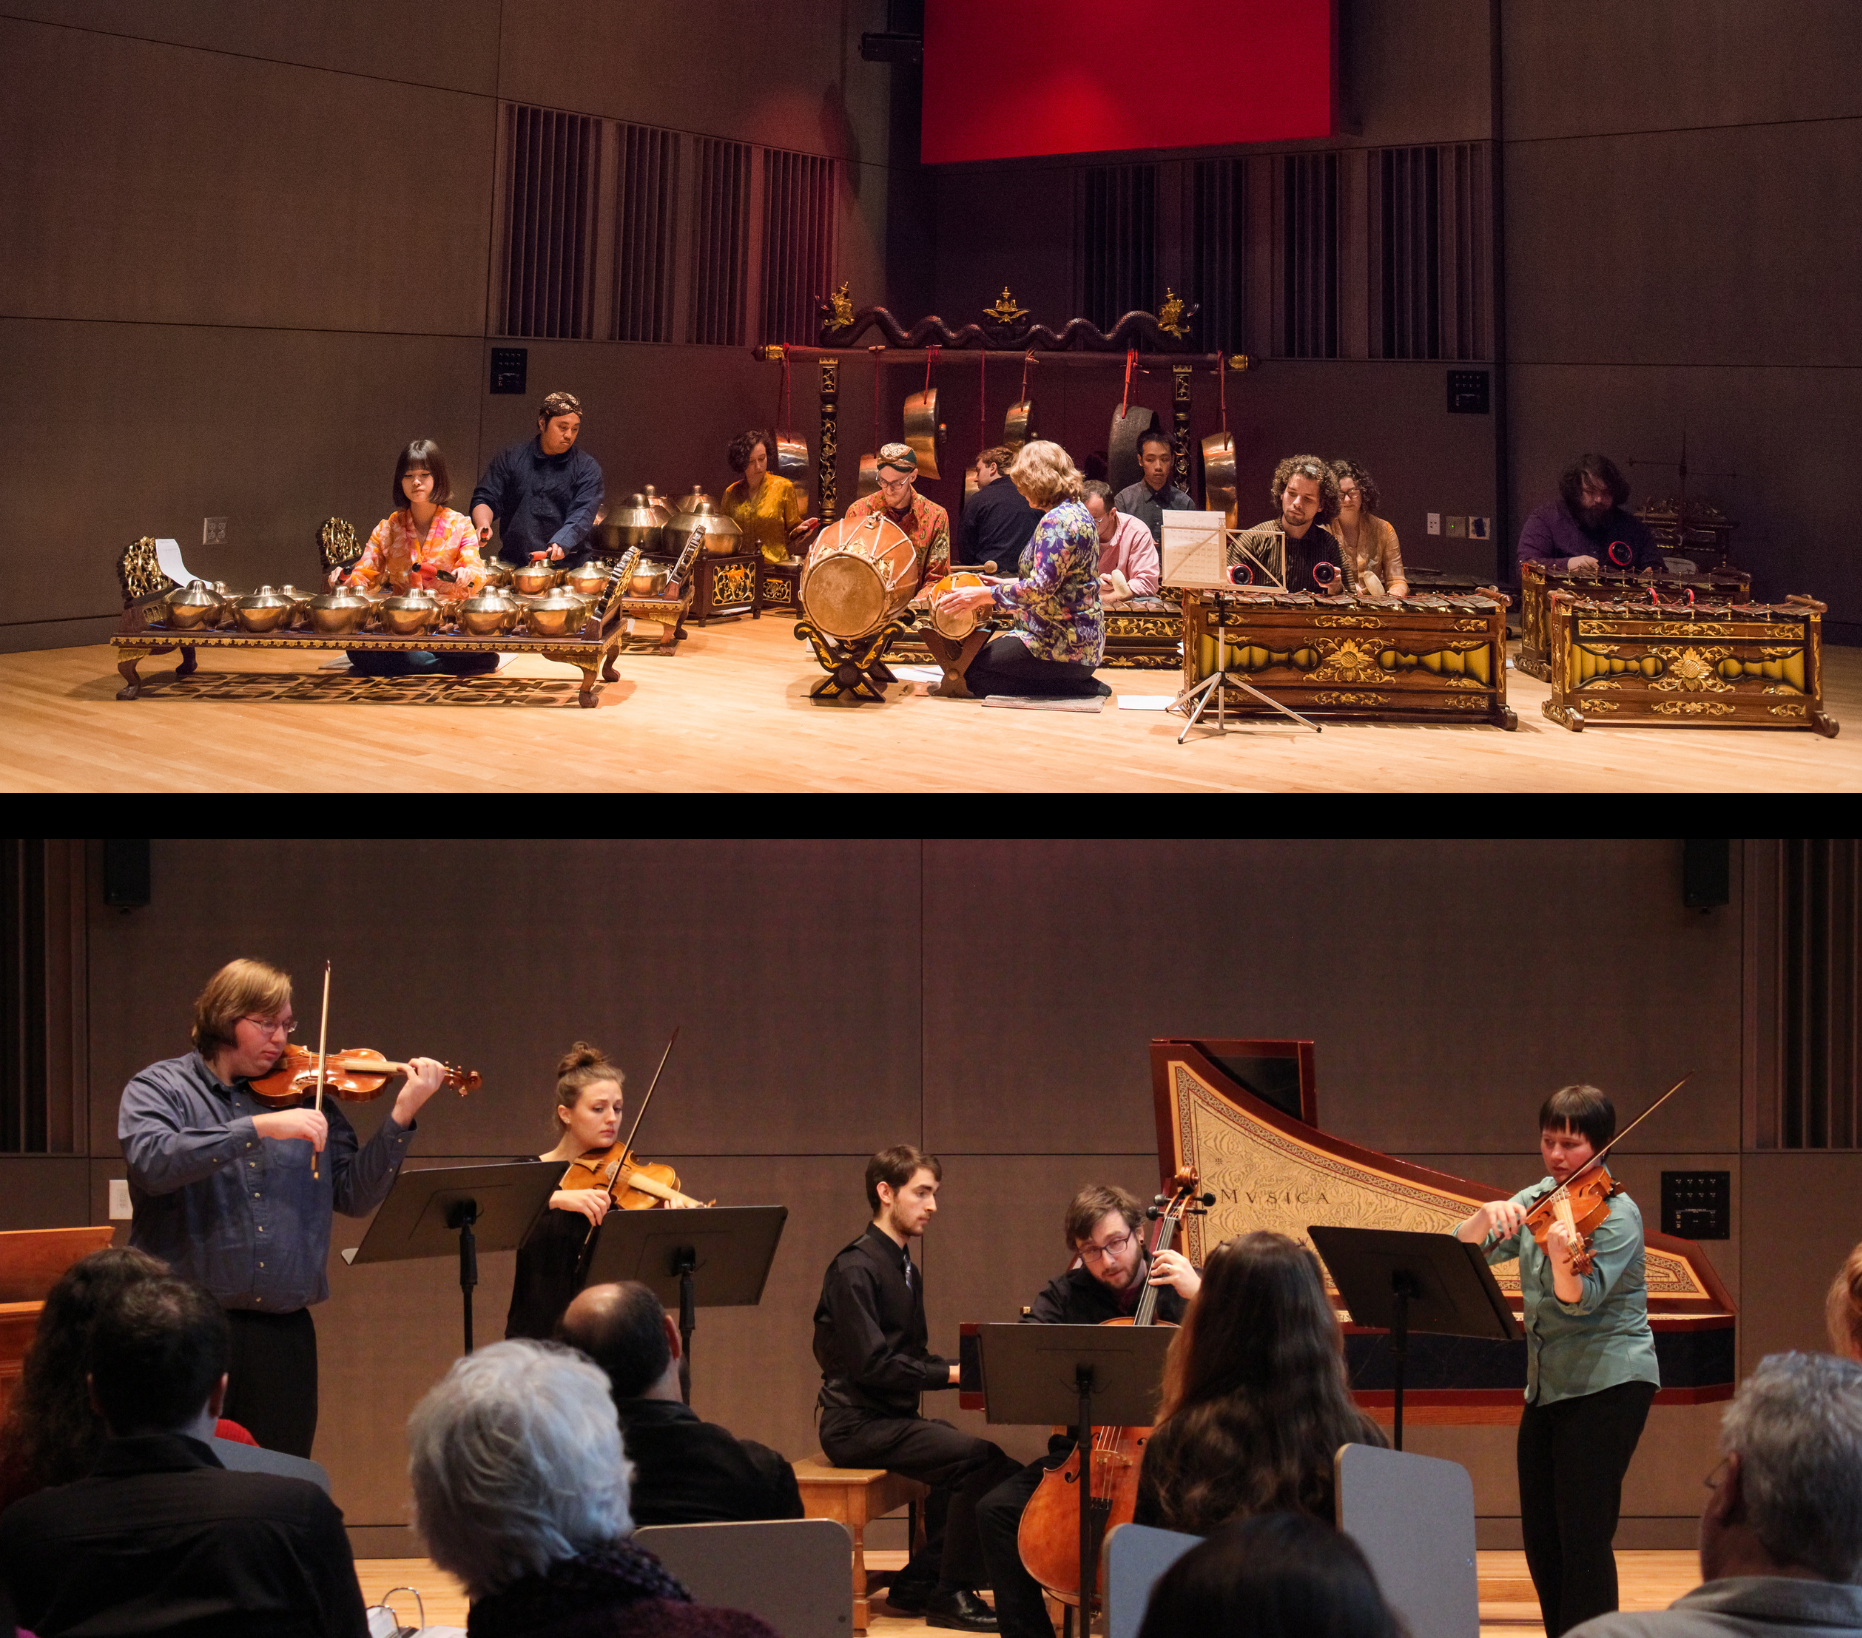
1246, 455, 1345, 595
1517, 454, 1662, 577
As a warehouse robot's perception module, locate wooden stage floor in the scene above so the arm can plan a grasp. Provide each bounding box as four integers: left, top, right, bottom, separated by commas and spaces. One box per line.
3, 617, 1855, 792
356, 1548, 1703, 1636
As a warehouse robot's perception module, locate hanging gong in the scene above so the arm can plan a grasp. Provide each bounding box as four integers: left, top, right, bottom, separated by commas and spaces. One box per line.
857, 453, 879, 499
776, 432, 809, 487
903, 389, 944, 480
1107, 404, 1160, 495
1201, 432, 1238, 524
1003, 400, 1036, 454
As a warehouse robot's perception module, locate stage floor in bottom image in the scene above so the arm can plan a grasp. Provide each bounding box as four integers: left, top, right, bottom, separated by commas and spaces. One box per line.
3, 616, 1856, 792
355, 1549, 1704, 1636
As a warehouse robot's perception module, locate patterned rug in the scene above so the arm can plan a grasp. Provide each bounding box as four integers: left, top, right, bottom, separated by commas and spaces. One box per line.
138, 670, 593, 707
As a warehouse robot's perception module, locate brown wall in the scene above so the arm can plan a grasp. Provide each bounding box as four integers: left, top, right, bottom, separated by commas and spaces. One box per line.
7, 838, 1856, 1553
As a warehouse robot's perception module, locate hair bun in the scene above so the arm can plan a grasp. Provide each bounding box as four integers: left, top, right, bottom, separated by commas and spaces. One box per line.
556, 1041, 610, 1078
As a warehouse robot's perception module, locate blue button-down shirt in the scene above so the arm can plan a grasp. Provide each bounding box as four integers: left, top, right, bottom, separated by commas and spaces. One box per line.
1483, 1173, 1661, 1406
118, 1052, 415, 1311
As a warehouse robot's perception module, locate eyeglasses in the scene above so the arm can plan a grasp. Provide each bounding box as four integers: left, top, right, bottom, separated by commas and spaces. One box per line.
240, 1014, 295, 1038
1079, 1230, 1136, 1265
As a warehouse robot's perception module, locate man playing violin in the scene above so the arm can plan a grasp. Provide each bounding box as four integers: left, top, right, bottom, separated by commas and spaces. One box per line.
1454, 1085, 1659, 1638
977, 1184, 1203, 1638
117, 959, 449, 1458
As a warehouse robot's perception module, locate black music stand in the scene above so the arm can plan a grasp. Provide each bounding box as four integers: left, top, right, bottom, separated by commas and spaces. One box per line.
1307, 1226, 1522, 1451
340, 1160, 561, 1356
976, 1323, 1174, 1634
582, 1205, 788, 1404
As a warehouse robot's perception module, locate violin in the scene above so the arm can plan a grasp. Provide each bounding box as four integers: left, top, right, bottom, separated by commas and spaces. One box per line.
1016, 1167, 1213, 1609
558, 1028, 712, 1216
249, 1045, 481, 1109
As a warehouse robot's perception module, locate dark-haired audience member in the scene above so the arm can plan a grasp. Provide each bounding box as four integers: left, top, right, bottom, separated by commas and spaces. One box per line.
1082, 481, 1161, 601
1329, 460, 1408, 598
1134, 1231, 1385, 1536
0, 1275, 368, 1638
1566, 1352, 1862, 1638
409, 1340, 779, 1638
1246, 456, 1346, 596
958, 446, 1041, 571
1828, 1242, 1862, 1362
0, 1247, 260, 1515
721, 429, 817, 564
560, 1281, 803, 1527
1517, 454, 1662, 577
471, 389, 605, 569
1113, 427, 1195, 544
1456, 1084, 1659, 1638
1135, 1513, 1402, 1638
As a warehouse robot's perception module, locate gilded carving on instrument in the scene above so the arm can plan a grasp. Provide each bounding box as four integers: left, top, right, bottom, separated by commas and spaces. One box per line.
1649, 647, 1732, 693
985, 287, 1028, 327
1308, 638, 1384, 683
1314, 615, 1385, 628
1769, 704, 1806, 717
1760, 683, 1801, 694
1310, 691, 1390, 706
1454, 619, 1490, 631
826, 282, 855, 330
1157, 289, 1189, 339
1650, 699, 1736, 717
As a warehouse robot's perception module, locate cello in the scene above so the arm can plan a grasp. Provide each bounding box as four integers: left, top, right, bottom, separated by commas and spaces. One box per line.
1016, 1168, 1213, 1608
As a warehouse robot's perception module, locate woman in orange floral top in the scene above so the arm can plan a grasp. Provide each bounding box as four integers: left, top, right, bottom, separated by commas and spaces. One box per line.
720, 430, 818, 564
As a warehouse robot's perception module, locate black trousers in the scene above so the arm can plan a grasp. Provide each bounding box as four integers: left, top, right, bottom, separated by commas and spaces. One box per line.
977, 1453, 1068, 1638
820, 1408, 1021, 1591
964, 636, 1109, 701
1517, 1379, 1656, 1637
222, 1307, 319, 1457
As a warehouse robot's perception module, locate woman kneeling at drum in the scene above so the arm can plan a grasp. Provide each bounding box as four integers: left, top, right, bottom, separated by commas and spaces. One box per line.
935, 441, 1108, 702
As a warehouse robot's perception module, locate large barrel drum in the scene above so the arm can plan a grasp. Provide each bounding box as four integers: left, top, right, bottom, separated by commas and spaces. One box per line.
799, 513, 920, 639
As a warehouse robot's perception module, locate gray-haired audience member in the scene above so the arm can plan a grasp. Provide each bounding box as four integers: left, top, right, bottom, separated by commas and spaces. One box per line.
407, 1339, 780, 1638
1568, 1352, 1862, 1638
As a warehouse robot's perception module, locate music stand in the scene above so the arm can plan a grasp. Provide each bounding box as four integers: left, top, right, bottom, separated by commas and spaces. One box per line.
1307, 1226, 1522, 1451
976, 1324, 1175, 1633
582, 1205, 788, 1404
340, 1161, 560, 1356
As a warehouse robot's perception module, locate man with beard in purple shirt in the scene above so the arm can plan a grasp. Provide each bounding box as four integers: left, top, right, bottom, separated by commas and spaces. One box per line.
1517, 454, 1663, 577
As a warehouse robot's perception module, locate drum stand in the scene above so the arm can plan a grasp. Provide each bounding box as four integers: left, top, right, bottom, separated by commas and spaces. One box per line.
1169, 625, 1321, 742
795, 619, 908, 702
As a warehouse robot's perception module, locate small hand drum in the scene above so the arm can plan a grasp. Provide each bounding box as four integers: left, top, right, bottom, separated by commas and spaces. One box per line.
800, 513, 920, 639
926, 571, 990, 640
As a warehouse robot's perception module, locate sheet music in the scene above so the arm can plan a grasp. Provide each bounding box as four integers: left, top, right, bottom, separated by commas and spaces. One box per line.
153, 538, 199, 587
1160, 510, 1230, 588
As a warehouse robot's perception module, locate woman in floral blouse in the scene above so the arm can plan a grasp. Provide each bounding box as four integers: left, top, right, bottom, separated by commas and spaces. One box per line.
720, 430, 818, 564
934, 440, 1107, 702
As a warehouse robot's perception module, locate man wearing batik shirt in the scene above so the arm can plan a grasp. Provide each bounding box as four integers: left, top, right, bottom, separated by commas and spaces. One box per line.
841, 444, 951, 587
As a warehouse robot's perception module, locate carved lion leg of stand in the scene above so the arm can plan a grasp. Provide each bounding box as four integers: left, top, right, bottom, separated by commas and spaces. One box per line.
115, 652, 148, 700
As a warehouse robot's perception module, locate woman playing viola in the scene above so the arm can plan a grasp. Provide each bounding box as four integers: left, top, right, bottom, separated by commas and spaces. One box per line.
1453, 1085, 1659, 1638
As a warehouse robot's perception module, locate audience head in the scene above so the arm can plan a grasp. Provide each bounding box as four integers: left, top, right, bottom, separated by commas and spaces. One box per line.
537, 391, 584, 453
0, 1247, 168, 1495
728, 429, 774, 480
393, 438, 451, 511
975, 444, 1018, 483
1081, 480, 1119, 542
559, 1282, 677, 1399
191, 958, 293, 1063
1328, 459, 1379, 521
1559, 453, 1629, 525
1137, 427, 1175, 490
89, 1275, 229, 1437
1271, 456, 1340, 529
553, 1042, 624, 1150
1150, 1232, 1380, 1531
409, 1340, 631, 1601
1828, 1244, 1862, 1361
1705, 1351, 1862, 1583
1136, 1512, 1401, 1638
1007, 441, 1084, 510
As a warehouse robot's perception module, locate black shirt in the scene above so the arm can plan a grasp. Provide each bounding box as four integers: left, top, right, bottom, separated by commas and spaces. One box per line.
1280, 523, 1345, 594
505, 1167, 588, 1342
1026, 1260, 1190, 1327
0, 1432, 367, 1638
615, 1398, 805, 1526
959, 476, 1041, 571
813, 1224, 951, 1416
469, 436, 606, 568
1112, 479, 1196, 544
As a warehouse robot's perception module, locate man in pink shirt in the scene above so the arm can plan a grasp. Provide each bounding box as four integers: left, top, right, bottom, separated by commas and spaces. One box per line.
1082, 481, 1160, 601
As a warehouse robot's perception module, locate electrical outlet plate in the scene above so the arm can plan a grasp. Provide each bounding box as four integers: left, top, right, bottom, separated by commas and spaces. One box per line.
1445, 515, 1467, 538
1427, 513, 1441, 535
203, 517, 227, 546
108, 1178, 132, 1220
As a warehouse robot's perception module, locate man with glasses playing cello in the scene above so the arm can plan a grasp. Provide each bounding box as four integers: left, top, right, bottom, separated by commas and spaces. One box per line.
974, 1184, 1203, 1638
117, 958, 449, 1456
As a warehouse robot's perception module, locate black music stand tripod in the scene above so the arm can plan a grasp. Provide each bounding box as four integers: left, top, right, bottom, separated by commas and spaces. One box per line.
583, 1204, 788, 1404
340, 1160, 562, 1355
1307, 1225, 1522, 1450
976, 1323, 1175, 1636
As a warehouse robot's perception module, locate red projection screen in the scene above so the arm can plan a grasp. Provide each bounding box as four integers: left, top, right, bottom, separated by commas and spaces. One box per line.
921, 0, 1335, 164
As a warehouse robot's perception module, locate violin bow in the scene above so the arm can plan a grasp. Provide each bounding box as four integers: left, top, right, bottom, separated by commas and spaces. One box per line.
578, 1026, 682, 1253
310, 960, 332, 1181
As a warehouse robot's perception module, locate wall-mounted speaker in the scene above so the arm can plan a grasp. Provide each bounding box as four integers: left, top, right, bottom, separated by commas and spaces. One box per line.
103, 839, 150, 909
1683, 839, 1730, 910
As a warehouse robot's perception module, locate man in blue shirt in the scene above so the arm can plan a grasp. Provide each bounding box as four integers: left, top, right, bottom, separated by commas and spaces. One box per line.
470, 390, 606, 569
117, 959, 448, 1456
1517, 454, 1663, 577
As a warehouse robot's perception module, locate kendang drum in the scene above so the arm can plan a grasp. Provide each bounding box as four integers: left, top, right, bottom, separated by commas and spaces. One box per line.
925, 572, 990, 641
800, 513, 919, 639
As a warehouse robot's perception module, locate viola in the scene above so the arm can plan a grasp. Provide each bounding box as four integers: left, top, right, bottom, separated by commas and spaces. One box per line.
1016, 1167, 1213, 1609
558, 1028, 712, 1214
249, 1045, 480, 1109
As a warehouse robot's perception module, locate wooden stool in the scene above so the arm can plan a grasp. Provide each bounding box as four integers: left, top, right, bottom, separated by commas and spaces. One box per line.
793, 1458, 929, 1633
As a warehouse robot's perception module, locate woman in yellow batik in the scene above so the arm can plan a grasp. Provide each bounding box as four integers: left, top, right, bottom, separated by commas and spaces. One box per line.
721, 429, 818, 564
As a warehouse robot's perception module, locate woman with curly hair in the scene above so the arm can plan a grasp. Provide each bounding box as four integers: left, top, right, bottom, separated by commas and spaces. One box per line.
720, 429, 817, 564
1133, 1231, 1385, 1535
1328, 459, 1408, 597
